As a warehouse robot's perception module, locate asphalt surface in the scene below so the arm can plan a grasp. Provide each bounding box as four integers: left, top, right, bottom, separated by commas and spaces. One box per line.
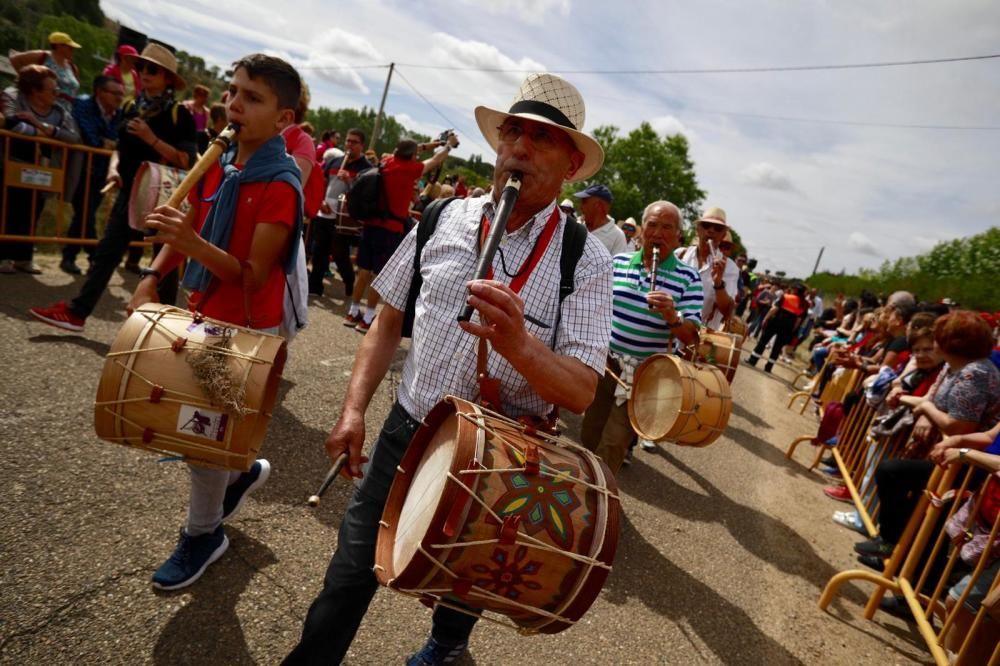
0, 253, 930, 665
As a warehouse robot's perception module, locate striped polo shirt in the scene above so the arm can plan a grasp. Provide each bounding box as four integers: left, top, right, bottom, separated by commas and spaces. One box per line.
610, 250, 704, 359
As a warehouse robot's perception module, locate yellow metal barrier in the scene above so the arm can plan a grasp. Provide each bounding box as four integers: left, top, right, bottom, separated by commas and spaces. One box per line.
820, 461, 1000, 665
0, 128, 147, 247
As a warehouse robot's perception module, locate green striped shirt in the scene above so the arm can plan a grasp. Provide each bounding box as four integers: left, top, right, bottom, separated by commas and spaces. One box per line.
609, 250, 704, 359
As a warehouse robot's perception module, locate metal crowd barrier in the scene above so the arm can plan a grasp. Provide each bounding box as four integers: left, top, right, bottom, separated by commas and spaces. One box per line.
820, 459, 1000, 665
0, 128, 146, 247
785, 392, 878, 474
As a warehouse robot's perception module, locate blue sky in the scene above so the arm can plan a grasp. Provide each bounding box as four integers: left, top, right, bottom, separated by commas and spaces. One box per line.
102, 0, 1000, 277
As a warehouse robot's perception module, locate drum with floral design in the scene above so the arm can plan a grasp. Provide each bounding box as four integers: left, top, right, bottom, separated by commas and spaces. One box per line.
375, 396, 619, 634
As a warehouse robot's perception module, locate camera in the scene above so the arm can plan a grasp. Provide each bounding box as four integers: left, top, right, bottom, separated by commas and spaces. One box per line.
437, 129, 459, 149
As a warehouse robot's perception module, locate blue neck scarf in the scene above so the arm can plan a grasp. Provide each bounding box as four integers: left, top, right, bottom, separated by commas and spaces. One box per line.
182, 134, 304, 293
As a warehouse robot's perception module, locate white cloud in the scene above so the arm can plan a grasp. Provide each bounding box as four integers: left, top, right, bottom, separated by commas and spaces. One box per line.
394, 113, 446, 140
427, 32, 547, 86
848, 232, 882, 257
739, 162, 795, 191
650, 115, 695, 140
457, 0, 571, 24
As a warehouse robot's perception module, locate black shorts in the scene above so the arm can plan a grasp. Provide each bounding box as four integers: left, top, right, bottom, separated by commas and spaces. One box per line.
356, 224, 404, 273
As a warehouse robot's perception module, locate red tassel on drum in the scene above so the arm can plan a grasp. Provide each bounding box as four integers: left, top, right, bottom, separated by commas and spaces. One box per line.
452, 579, 473, 598
142, 428, 155, 444
524, 444, 540, 476
498, 515, 521, 545
149, 385, 164, 403
170, 337, 188, 353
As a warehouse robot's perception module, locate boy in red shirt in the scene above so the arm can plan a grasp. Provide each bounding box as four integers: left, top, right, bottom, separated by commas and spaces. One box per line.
126, 54, 303, 590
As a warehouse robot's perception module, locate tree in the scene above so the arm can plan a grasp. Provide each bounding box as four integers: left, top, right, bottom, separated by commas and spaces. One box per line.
565, 122, 706, 228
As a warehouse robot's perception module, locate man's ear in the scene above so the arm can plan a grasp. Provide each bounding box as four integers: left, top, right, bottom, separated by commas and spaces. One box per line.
565, 149, 585, 180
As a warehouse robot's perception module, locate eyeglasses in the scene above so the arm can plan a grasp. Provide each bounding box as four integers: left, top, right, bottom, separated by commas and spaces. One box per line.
699, 221, 726, 232
136, 61, 161, 76
496, 122, 562, 151
101, 87, 125, 97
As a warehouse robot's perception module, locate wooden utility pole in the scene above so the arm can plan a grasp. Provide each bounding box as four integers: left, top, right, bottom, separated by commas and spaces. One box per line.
811, 246, 825, 276
369, 62, 394, 152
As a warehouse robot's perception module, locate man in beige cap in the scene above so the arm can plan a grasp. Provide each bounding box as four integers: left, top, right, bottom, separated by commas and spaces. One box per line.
287, 72, 614, 666
676, 206, 740, 330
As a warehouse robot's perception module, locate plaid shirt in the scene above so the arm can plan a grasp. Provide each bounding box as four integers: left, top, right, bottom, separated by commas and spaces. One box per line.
374, 195, 613, 421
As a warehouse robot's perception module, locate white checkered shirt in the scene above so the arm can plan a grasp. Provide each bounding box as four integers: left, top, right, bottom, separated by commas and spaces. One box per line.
374, 195, 613, 421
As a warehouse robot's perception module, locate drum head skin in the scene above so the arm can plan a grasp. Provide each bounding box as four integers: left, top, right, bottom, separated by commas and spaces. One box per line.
393, 414, 459, 574
628, 354, 684, 441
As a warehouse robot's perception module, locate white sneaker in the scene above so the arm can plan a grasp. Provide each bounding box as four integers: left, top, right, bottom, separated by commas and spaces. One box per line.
0, 260, 15, 274
639, 438, 657, 451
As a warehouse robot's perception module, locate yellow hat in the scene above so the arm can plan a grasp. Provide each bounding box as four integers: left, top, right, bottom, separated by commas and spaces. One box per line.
48, 32, 82, 49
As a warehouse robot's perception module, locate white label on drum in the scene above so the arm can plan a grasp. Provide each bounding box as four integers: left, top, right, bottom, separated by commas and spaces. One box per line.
185, 321, 238, 340
177, 405, 229, 441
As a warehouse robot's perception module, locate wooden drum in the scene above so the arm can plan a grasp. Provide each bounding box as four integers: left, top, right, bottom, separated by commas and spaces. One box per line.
684, 330, 743, 384
128, 161, 190, 231
723, 316, 748, 344
628, 354, 731, 447
375, 396, 620, 634
94, 304, 287, 471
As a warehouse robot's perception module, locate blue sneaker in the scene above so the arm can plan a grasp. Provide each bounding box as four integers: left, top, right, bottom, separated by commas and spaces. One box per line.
222, 459, 271, 521
151, 526, 229, 590
406, 637, 468, 666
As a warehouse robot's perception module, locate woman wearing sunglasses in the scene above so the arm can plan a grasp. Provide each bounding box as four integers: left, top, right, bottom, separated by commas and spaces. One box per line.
30, 43, 198, 332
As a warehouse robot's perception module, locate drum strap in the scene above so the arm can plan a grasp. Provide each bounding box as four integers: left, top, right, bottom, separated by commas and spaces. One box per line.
192, 260, 255, 327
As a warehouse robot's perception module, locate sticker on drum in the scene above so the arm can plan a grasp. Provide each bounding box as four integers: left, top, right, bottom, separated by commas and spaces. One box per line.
176, 405, 229, 441
185, 321, 238, 340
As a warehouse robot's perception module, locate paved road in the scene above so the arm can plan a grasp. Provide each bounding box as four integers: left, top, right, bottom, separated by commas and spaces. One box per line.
0, 256, 929, 664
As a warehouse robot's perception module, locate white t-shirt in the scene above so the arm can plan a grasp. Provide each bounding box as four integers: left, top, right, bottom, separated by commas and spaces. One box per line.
675, 244, 740, 330
589, 216, 628, 257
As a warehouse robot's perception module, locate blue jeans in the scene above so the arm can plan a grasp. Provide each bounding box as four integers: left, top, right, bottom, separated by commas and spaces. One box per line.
284, 402, 479, 664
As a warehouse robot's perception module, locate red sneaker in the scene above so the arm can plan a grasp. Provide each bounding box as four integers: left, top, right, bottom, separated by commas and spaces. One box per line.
355, 318, 373, 333
343, 312, 362, 327
29, 302, 85, 332
823, 485, 852, 503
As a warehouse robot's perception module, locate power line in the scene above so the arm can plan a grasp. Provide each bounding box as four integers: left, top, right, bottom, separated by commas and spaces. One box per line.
307, 53, 1000, 75
392, 66, 490, 154
581, 93, 1000, 131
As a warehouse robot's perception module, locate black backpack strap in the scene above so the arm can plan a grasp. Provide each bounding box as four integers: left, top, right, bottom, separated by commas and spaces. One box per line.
558, 216, 588, 304
401, 196, 459, 338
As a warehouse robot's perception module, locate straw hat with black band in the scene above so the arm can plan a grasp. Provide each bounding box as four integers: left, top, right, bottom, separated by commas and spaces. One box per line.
474, 72, 604, 182
135, 43, 186, 91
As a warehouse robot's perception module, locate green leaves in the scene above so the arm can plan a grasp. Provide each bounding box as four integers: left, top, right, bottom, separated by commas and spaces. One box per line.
808, 227, 1000, 310
564, 121, 706, 230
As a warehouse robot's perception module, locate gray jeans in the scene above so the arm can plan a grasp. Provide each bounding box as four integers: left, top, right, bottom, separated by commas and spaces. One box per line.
186, 325, 279, 535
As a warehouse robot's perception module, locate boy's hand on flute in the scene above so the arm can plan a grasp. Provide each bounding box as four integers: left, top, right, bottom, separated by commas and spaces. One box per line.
144, 205, 203, 255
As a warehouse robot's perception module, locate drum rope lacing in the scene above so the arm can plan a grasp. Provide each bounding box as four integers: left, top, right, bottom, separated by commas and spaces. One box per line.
94, 359, 263, 417
95, 408, 241, 463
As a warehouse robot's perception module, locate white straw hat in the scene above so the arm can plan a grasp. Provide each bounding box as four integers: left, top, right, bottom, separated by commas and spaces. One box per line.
474, 73, 604, 182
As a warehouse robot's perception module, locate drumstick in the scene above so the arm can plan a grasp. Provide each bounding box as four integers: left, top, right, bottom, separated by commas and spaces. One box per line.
100, 181, 117, 195
457, 172, 522, 322
307, 452, 349, 507
606, 364, 629, 390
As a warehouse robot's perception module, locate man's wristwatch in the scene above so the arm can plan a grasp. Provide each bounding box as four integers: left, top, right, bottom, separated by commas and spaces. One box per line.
138, 268, 162, 282
958, 448, 970, 460
714, 280, 725, 290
